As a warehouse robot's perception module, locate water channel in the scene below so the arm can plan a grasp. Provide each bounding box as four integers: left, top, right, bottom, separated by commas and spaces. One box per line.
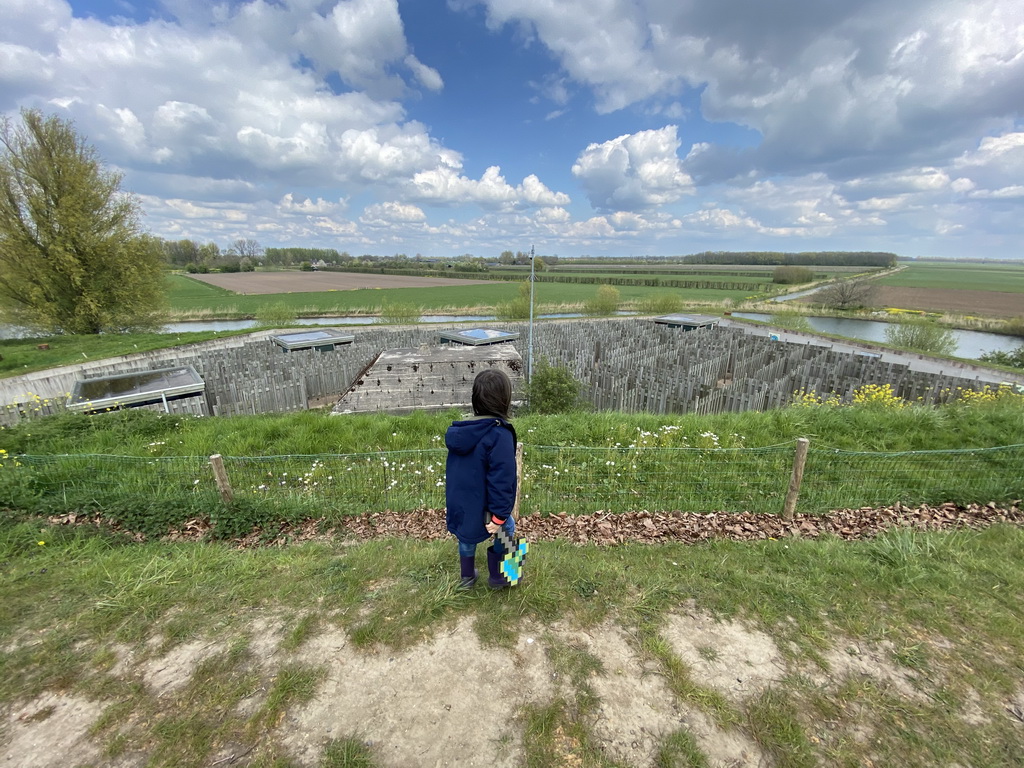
0, 312, 603, 339
731, 313, 1021, 360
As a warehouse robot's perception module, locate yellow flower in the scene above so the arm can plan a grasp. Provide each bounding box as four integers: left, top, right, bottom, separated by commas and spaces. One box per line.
38, 541, 46, 546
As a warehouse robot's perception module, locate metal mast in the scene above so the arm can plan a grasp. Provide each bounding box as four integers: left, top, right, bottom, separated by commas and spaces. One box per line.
527, 245, 535, 385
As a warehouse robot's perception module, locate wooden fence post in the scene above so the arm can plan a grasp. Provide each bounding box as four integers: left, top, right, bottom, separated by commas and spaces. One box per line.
782, 438, 810, 520
210, 454, 234, 504
511, 442, 524, 517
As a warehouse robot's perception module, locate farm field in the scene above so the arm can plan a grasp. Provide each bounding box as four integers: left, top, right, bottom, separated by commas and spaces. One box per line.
879, 261, 1024, 292
864, 261, 1024, 319
871, 287, 1023, 318
520, 263, 874, 274
184, 271, 495, 294
165, 274, 754, 318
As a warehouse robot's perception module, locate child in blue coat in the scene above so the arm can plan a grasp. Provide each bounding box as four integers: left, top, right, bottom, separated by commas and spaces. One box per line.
445, 368, 517, 589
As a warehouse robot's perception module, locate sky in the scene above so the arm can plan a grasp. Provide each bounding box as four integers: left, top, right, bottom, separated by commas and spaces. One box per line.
2, 0, 1023, 261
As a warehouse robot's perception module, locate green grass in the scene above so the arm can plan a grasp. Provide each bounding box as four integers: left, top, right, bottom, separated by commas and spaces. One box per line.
654, 730, 710, 768
880, 262, 1024, 293
2, 403, 1020, 535
165, 276, 753, 317
5, 400, 1022, 457
166, 273, 236, 302
1, 516, 1022, 767
0, 328, 253, 380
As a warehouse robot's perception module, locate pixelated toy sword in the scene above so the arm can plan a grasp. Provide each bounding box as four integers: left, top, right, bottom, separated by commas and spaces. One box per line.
491, 441, 529, 586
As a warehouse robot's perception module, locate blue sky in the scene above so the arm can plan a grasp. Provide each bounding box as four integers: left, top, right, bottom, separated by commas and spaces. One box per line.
2, 0, 1022, 260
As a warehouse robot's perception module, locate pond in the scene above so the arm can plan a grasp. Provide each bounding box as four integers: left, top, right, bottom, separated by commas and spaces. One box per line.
731, 313, 1022, 360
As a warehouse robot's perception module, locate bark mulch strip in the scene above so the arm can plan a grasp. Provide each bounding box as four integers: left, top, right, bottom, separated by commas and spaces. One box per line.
46, 501, 1023, 547
336, 501, 1024, 546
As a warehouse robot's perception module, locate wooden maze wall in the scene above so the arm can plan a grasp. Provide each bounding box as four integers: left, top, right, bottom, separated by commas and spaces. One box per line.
0, 320, 994, 424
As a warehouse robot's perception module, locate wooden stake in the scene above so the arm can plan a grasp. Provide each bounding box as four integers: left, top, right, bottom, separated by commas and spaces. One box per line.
210, 453, 234, 504
782, 438, 809, 520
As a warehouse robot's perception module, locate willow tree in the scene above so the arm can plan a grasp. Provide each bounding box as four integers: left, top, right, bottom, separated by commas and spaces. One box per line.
0, 109, 165, 334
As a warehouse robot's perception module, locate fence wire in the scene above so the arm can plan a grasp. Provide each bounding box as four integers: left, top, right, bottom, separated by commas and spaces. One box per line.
3, 444, 1021, 532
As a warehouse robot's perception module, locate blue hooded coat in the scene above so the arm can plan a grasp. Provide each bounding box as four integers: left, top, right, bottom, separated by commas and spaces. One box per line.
445, 416, 517, 545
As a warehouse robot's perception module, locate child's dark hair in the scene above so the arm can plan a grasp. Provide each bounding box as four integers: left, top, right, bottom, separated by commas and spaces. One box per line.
472, 368, 512, 419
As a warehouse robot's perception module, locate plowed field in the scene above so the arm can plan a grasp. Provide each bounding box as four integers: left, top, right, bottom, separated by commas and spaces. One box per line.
871, 286, 1022, 317
185, 271, 493, 295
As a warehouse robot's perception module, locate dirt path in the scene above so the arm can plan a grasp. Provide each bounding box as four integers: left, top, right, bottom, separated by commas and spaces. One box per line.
11, 606, 1008, 768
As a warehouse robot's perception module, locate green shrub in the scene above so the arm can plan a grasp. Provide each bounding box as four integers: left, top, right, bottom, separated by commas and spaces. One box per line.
255, 302, 298, 327
495, 282, 532, 320
978, 344, 1024, 370
583, 285, 620, 316
378, 303, 420, 324
1003, 315, 1024, 336
770, 313, 813, 332
884, 320, 957, 356
524, 358, 583, 414
638, 292, 685, 314
772, 266, 814, 284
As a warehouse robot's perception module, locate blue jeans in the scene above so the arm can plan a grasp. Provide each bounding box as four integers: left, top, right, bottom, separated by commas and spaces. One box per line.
458, 517, 515, 558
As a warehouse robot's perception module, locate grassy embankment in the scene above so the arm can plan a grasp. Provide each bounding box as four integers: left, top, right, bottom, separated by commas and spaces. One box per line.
2, 400, 1021, 533
2, 393, 1023, 766
2, 411, 1023, 766
0, 329, 254, 379
5, 399, 1022, 458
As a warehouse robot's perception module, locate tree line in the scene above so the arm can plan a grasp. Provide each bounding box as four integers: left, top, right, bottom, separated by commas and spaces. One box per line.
683, 251, 898, 267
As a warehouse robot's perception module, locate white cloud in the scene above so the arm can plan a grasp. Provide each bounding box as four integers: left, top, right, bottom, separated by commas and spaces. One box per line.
404, 54, 444, 91
409, 164, 570, 209
572, 126, 694, 212
967, 185, 1024, 200
951, 132, 1024, 194
3, 0, 1021, 258
0, 0, 473, 198
470, 0, 1024, 179
278, 193, 347, 216
361, 201, 428, 226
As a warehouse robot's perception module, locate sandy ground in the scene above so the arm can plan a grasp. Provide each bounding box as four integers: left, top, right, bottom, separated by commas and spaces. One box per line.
5, 605, 1018, 768
184, 272, 495, 295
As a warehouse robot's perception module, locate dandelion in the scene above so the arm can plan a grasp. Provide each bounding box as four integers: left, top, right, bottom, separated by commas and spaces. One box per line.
38, 541, 45, 546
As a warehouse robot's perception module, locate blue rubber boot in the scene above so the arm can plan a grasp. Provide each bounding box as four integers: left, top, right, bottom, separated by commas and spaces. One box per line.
458, 556, 477, 590
486, 546, 509, 589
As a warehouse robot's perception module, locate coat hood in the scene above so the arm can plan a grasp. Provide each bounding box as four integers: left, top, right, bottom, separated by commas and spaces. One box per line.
445, 417, 510, 456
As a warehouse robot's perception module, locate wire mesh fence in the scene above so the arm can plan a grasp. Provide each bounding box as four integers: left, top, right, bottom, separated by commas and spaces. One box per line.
3, 443, 1021, 535
799, 444, 1024, 510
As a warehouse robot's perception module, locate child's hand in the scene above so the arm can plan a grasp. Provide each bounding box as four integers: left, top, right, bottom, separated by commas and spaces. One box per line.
485, 521, 500, 535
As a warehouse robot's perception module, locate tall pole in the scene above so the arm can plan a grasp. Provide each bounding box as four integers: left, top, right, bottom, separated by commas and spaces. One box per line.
527, 245, 535, 385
